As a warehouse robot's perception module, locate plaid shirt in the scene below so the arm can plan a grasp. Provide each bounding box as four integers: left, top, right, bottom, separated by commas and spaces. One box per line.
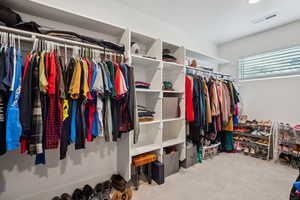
28, 55, 43, 154
45, 54, 63, 149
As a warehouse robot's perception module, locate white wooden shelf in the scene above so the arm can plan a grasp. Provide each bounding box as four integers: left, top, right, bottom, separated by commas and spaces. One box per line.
132, 54, 161, 67
163, 61, 185, 69
162, 90, 184, 94
163, 138, 185, 148
162, 118, 184, 122
136, 89, 162, 93
186, 48, 229, 65
139, 120, 161, 125
131, 144, 161, 156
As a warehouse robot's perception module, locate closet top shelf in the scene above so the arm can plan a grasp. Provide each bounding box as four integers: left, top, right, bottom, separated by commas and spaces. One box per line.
0, 25, 119, 53
186, 48, 230, 65
4, 0, 126, 38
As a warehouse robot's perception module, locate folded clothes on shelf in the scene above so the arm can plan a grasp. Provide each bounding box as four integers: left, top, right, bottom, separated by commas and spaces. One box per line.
137, 105, 155, 122
135, 81, 151, 89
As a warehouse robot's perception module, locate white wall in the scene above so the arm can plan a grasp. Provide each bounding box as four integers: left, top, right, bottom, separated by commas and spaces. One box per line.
219, 20, 300, 125
29, 0, 218, 56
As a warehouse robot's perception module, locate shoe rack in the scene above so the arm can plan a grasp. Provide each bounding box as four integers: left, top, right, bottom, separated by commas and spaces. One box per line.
233, 121, 274, 160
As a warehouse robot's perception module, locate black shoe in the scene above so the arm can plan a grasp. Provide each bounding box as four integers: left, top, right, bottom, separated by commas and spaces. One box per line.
52, 196, 61, 200
101, 181, 112, 200
61, 193, 72, 200
72, 188, 86, 200
95, 183, 103, 199
82, 184, 95, 200
111, 175, 126, 192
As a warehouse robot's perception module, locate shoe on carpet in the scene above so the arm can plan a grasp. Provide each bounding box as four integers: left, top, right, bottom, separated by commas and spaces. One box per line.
111, 174, 127, 192
82, 184, 95, 199
250, 148, 255, 154
60, 193, 72, 200
244, 147, 249, 154
72, 188, 86, 200
52, 196, 61, 200
102, 180, 112, 200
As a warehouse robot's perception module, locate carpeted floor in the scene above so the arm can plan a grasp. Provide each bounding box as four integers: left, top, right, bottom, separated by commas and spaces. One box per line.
133, 153, 298, 200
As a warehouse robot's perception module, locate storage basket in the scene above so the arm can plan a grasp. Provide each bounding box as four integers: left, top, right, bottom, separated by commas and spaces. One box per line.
202, 143, 220, 160
163, 150, 180, 177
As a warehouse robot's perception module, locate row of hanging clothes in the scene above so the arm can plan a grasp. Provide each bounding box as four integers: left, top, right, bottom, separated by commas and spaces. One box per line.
0, 31, 139, 165
185, 68, 240, 152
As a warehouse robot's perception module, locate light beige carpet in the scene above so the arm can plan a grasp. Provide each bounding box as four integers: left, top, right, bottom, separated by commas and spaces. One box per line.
133, 153, 298, 200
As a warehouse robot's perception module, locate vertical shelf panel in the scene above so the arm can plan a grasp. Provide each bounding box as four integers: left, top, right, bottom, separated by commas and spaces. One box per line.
131, 123, 162, 156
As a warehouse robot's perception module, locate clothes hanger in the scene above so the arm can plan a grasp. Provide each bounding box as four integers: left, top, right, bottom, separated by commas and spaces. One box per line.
31, 38, 38, 54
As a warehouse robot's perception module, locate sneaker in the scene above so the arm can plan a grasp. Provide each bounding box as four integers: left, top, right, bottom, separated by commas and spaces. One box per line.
250, 148, 255, 154
235, 142, 242, 152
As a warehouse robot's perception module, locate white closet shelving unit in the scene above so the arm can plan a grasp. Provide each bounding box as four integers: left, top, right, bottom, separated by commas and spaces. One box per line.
3, 0, 230, 181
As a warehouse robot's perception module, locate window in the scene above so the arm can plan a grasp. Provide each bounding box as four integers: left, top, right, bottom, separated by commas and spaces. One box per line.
239, 45, 300, 80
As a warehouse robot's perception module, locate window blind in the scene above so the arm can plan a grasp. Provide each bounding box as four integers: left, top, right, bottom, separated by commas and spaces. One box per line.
239, 46, 300, 80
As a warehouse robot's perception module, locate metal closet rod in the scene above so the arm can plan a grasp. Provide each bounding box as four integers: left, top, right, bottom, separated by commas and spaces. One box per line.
0, 25, 117, 53
185, 66, 231, 77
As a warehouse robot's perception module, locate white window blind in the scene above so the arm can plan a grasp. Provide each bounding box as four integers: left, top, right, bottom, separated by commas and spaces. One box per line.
239, 46, 300, 80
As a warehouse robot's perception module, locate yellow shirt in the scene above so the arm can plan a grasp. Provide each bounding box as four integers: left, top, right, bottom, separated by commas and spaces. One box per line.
69, 58, 81, 99
82, 60, 89, 99
39, 51, 48, 93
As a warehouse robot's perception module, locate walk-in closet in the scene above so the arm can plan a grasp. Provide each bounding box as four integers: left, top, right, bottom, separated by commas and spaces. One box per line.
0, 1, 300, 200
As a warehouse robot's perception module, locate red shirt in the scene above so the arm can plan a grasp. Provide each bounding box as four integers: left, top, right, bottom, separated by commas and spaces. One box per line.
47, 53, 57, 95
185, 76, 194, 121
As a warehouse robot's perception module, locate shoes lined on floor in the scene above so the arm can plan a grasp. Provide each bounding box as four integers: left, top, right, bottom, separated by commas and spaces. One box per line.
52, 175, 130, 200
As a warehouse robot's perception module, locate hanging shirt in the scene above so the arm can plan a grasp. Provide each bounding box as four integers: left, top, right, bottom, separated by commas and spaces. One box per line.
203, 79, 212, 124
6, 48, 23, 151
39, 51, 48, 93
114, 62, 127, 99
47, 53, 57, 95
69, 58, 82, 99
209, 80, 220, 117
92, 63, 105, 137
3, 47, 13, 90
82, 59, 90, 100
106, 61, 116, 98
185, 76, 194, 122
10, 47, 16, 91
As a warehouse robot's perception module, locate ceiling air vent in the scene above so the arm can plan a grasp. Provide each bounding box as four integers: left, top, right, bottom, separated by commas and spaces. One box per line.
251, 11, 279, 24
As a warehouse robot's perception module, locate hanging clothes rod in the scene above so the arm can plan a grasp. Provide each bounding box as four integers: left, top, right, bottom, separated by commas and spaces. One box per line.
185, 66, 231, 77
0, 25, 118, 53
